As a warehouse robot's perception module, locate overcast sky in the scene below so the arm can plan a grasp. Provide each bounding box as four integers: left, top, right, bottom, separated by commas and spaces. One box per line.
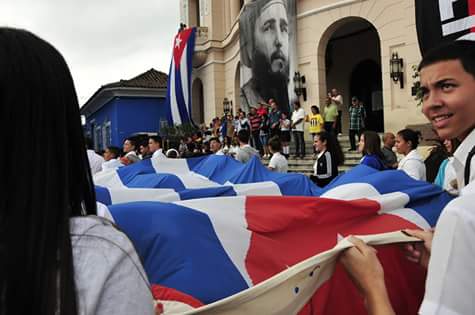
1, 0, 180, 105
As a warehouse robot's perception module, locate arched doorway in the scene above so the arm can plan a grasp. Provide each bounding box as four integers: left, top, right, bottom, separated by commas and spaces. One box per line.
350, 60, 383, 131
319, 18, 383, 132
191, 79, 204, 124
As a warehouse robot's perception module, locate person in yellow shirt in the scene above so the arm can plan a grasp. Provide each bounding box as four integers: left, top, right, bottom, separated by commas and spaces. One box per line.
306, 105, 324, 155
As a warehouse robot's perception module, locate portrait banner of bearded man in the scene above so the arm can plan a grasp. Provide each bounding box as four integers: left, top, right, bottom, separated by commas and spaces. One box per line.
240, 0, 297, 114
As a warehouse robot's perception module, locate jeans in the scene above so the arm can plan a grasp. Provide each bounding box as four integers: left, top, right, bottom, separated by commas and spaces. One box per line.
293, 131, 305, 157
336, 110, 342, 134
324, 122, 335, 135
349, 129, 361, 150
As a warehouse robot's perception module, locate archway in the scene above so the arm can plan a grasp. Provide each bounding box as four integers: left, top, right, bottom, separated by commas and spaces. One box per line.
191, 79, 204, 124
350, 59, 383, 131
318, 17, 383, 133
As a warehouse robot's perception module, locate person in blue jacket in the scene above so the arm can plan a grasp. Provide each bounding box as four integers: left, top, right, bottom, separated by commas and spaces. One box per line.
358, 130, 386, 170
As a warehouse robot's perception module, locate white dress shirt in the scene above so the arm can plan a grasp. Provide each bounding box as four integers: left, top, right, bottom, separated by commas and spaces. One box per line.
398, 149, 426, 180
420, 128, 475, 315
152, 148, 166, 159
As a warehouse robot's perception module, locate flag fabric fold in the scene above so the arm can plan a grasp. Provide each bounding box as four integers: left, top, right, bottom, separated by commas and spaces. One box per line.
97, 158, 453, 314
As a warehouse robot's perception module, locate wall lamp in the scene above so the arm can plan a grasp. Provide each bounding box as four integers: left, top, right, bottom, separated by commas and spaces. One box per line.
223, 97, 233, 115
293, 71, 307, 101
390, 52, 404, 89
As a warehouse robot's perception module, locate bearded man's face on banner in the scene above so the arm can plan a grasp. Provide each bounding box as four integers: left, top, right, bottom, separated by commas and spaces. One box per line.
253, 0, 289, 80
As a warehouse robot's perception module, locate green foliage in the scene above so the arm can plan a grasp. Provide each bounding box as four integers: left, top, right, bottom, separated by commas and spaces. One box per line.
411, 64, 423, 107
159, 123, 199, 139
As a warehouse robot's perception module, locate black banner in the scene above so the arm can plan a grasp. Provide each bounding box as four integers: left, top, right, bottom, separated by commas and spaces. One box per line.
416, 0, 475, 56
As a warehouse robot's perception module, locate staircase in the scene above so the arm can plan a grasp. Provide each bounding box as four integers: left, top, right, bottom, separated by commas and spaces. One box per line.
262, 135, 361, 176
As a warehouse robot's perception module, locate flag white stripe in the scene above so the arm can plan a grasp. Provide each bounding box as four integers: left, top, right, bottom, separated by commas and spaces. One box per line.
170, 64, 182, 125
181, 42, 190, 119
176, 196, 254, 287
442, 15, 475, 36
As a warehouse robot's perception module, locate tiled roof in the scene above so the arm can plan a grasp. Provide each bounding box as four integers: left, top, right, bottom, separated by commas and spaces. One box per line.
102, 68, 168, 89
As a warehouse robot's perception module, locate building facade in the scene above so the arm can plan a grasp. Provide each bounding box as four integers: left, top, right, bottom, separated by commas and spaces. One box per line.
81, 69, 169, 151
182, 0, 428, 134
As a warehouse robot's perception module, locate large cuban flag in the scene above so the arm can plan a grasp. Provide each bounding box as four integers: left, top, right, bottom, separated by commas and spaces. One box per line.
94, 157, 453, 314
165, 27, 196, 125
94, 155, 320, 205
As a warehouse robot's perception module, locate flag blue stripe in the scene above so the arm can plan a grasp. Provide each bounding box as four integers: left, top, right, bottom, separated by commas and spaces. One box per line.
110, 201, 249, 303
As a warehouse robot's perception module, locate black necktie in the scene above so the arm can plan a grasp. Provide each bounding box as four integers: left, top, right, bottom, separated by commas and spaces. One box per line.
464, 146, 475, 187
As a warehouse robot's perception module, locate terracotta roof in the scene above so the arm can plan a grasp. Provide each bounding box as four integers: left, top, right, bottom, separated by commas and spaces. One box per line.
102, 68, 168, 89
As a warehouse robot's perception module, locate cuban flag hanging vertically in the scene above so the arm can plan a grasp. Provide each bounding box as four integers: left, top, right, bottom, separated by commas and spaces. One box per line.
165, 27, 196, 125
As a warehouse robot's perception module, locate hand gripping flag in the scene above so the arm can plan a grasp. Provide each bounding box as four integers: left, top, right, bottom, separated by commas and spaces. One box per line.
101, 162, 453, 315
165, 27, 196, 125
416, 0, 475, 55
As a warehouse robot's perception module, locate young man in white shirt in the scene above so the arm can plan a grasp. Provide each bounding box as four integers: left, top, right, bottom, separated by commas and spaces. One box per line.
291, 101, 305, 158
267, 136, 288, 173
340, 40, 475, 315
149, 136, 166, 159
210, 137, 225, 155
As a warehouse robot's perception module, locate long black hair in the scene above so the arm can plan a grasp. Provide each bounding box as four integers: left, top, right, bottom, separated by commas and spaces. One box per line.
0, 28, 96, 315
316, 131, 345, 166
361, 130, 384, 160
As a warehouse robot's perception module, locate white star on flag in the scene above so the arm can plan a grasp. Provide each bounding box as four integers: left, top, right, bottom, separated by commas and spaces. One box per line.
175, 36, 182, 48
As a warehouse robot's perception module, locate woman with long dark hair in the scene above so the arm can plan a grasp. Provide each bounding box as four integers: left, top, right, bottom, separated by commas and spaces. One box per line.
358, 130, 386, 170
0, 28, 154, 315
310, 131, 344, 187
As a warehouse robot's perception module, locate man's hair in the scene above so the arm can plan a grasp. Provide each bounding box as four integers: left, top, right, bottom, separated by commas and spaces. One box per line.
149, 135, 162, 145
238, 129, 250, 143
293, 101, 301, 108
106, 146, 121, 158
125, 137, 137, 149
419, 40, 475, 78
268, 136, 282, 152
210, 137, 221, 144
382, 132, 395, 143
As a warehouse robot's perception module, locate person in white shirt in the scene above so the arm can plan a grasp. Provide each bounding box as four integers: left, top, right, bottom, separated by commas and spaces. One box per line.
149, 135, 166, 159
395, 128, 426, 181
85, 137, 104, 174
329, 88, 344, 135
101, 146, 123, 170
267, 136, 288, 173
291, 101, 305, 158
339, 40, 475, 315
210, 137, 225, 155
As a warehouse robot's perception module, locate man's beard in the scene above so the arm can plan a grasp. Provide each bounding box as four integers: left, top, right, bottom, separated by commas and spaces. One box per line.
251, 50, 290, 113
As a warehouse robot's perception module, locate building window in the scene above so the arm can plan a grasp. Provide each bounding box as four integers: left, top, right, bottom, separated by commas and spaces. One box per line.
102, 121, 112, 148
189, 0, 200, 27
94, 125, 102, 151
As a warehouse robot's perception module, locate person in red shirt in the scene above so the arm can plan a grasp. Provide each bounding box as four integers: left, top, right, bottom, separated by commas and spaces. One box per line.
256, 101, 269, 117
